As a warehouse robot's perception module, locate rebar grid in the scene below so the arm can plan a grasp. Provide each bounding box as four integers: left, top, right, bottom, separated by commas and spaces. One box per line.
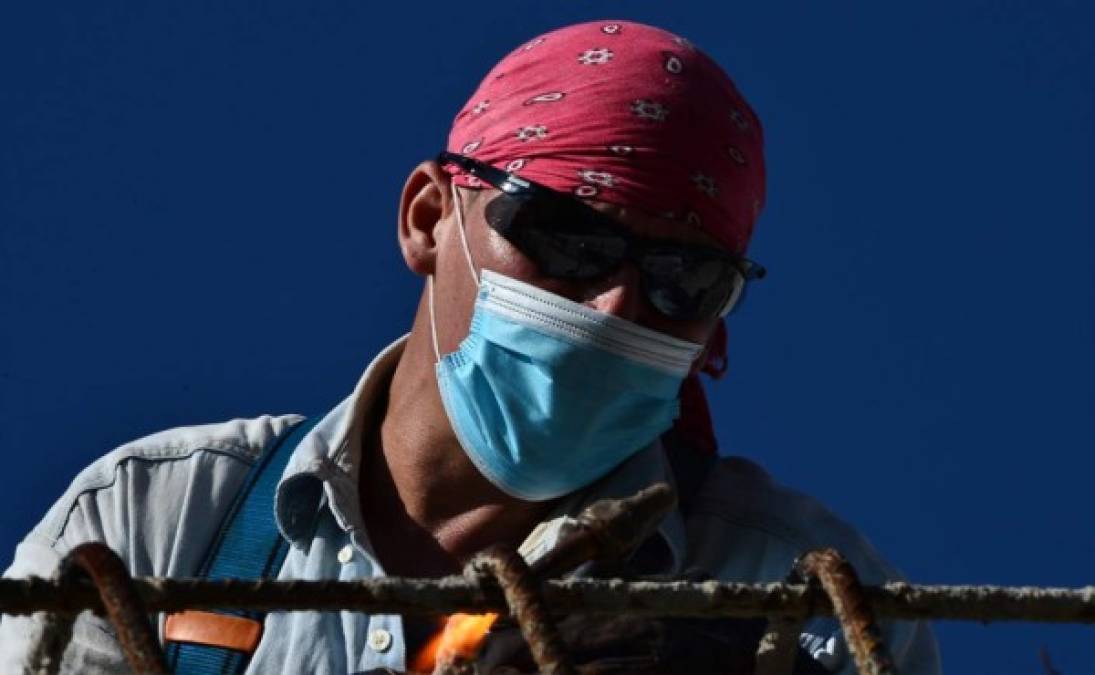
11, 482, 1095, 675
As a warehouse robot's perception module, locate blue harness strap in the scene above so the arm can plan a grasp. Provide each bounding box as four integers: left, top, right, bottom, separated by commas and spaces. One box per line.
166, 416, 320, 674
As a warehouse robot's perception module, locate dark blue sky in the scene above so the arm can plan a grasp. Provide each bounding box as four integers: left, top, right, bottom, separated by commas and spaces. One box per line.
2, 2, 1093, 672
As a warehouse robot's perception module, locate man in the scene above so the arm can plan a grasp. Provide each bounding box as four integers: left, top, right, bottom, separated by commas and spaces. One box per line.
0, 20, 940, 673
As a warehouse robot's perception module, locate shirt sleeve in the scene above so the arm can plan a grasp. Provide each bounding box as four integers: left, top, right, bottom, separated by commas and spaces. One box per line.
1, 493, 134, 673
0, 418, 277, 674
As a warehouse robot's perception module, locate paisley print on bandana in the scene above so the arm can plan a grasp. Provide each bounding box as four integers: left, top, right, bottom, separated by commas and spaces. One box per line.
446, 20, 765, 255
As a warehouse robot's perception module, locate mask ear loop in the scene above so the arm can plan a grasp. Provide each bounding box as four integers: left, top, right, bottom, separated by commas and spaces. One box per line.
428, 275, 441, 362
428, 183, 481, 363
451, 182, 479, 285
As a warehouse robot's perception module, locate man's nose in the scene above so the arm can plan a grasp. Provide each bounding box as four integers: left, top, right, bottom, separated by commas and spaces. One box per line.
583, 264, 643, 322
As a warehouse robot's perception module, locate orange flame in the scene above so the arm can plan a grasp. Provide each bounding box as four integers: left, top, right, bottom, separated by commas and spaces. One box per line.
412, 612, 499, 673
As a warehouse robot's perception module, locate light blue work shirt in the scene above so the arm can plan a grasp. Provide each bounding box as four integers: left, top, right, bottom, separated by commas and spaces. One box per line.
0, 336, 940, 673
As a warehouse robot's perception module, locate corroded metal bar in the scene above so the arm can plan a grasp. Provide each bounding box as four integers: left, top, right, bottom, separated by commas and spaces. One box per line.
753, 565, 811, 675
27, 608, 75, 675
433, 653, 475, 675
530, 482, 677, 579
467, 547, 575, 675
797, 549, 895, 675
753, 615, 805, 675
5, 576, 1095, 622
26, 543, 167, 675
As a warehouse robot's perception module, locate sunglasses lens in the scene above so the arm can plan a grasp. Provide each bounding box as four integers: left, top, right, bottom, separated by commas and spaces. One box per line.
530, 230, 628, 278
486, 194, 626, 279
641, 249, 743, 320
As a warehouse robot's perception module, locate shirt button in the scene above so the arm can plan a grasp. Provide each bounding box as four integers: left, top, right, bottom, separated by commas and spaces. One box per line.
337, 544, 354, 564
367, 628, 393, 653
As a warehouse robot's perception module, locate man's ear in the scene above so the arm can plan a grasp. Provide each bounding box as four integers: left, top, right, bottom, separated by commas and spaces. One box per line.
398, 160, 454, 276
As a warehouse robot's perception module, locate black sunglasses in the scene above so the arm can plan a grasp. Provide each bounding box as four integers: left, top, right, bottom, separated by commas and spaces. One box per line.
437, 151, 765, 322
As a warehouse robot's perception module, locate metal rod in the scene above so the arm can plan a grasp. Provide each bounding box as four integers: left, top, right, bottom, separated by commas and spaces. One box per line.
753, 615, 805, 675
466, 547, 575, 675
797, 548, 896, 675
5, 576, 1095, 623
25, 543, 167, 675
433, 653, 475, 675
529, 482, 677, 579
753, 566, 811, 675
27, 608, 75, 675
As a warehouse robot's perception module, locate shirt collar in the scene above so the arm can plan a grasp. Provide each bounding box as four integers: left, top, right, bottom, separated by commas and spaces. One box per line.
274, 335, 686, 574
274, 336, 406, 543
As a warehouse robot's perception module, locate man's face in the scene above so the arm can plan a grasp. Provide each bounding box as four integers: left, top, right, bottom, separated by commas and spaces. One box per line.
429, 183, 724, 368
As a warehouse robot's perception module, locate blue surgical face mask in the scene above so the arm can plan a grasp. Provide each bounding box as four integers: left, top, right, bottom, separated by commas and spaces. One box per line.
429, 185, 704, 501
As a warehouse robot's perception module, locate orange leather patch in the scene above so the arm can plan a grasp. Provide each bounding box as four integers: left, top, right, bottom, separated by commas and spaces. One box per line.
164, 611, 263, 653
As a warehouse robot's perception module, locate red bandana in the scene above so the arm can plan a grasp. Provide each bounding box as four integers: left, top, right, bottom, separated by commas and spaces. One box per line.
446, 20, 766, 455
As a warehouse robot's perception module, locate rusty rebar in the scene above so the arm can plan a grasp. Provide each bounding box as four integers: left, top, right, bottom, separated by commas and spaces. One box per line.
27, 607, 75, 675
5, 576, 1095, 622
466, 546, 576, 675
433, 653, 475, 675
530, 482, 677, 579
27, 543, 167, 675
797, 549, 896, 675
753, 565, 811, 675
753, 615, 806, 675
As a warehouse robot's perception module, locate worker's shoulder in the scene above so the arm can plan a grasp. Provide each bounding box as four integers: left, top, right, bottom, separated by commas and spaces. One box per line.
35, 413, 304, 546
116, 412, 302, 461
68, 413, 303, 494
686, 456, 901, 583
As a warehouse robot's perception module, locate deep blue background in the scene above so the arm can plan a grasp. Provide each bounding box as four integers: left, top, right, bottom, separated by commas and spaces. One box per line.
2, 2, 1093, 672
